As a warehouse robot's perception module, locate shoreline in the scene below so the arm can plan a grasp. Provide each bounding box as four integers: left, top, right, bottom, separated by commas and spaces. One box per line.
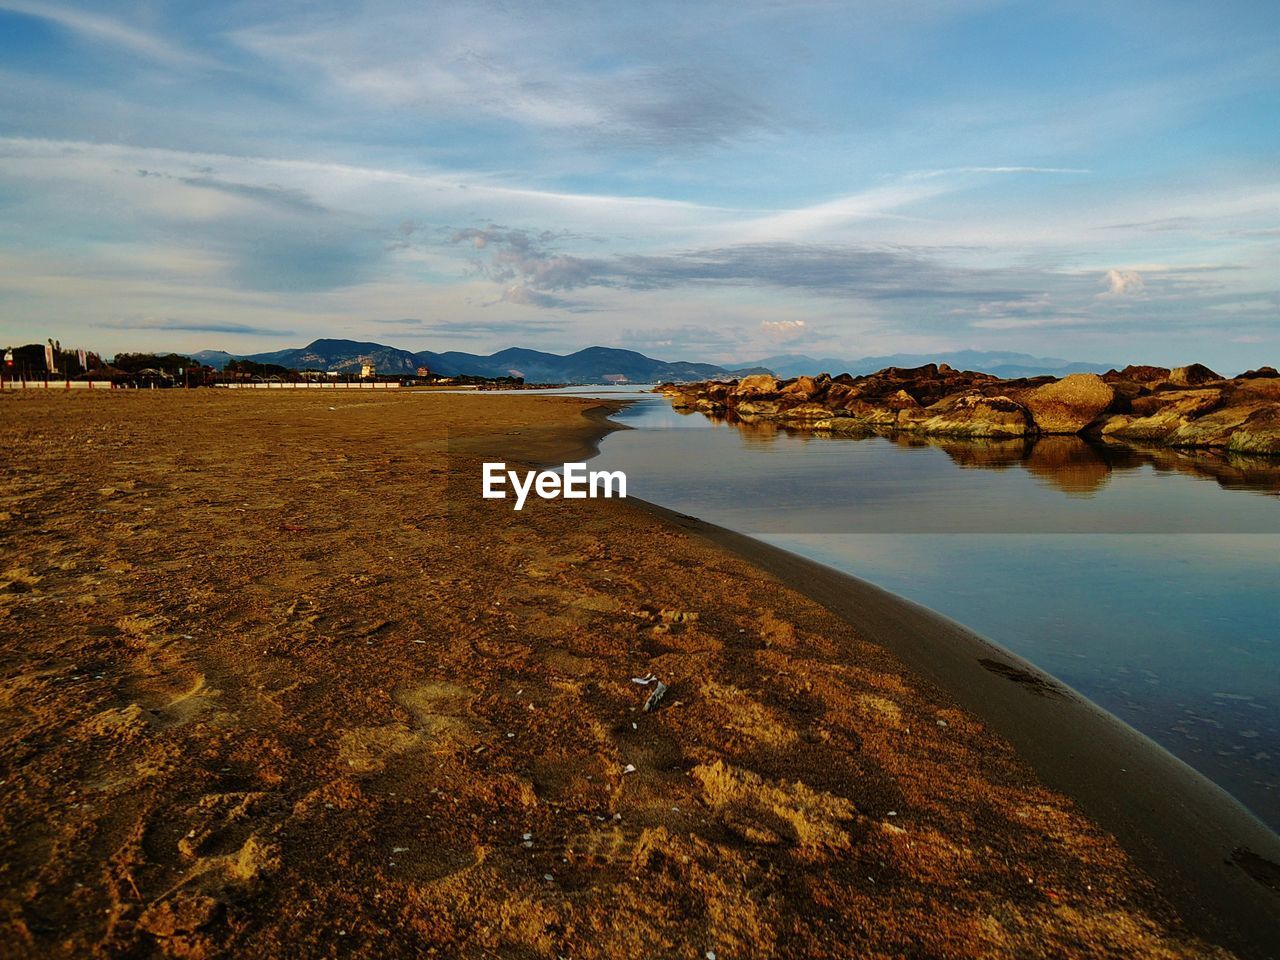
549, 396, 1280, 957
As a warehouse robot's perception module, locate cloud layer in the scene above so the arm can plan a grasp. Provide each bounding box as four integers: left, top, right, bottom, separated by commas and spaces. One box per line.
0, 1, 1276, 368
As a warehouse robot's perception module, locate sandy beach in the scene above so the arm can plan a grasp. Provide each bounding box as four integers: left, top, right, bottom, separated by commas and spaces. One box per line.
2, 389, 1276, 958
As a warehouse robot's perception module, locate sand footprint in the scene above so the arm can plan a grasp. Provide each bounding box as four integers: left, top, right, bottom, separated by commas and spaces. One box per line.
691, 760, 862, 854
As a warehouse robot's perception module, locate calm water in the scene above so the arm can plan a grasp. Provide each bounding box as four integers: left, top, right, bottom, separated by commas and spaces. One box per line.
586, 395, 1280, 830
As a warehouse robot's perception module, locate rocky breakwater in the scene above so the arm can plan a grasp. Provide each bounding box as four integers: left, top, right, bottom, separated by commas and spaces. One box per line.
658, 362, 1280, 452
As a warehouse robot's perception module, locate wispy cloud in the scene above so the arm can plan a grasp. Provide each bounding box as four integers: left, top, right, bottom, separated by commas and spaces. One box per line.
372, 317, 568, 339
0, 1, 212, 68
228, 5, 775, 151
97, 318, 295, 336
904, 166, 1092, 179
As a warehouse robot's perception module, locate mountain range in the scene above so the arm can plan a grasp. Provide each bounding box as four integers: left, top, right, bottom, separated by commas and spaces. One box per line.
190, 340, 1112, 383
192, 340, 769, 383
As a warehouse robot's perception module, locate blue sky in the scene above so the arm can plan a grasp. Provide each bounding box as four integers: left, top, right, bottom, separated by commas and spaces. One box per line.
0, 0, 1276, 370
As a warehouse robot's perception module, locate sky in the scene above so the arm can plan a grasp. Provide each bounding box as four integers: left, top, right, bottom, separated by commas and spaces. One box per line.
0, 0, 1276, 371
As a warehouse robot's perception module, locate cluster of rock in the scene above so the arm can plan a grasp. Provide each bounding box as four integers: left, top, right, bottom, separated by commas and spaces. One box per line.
657, 363, 1280, 454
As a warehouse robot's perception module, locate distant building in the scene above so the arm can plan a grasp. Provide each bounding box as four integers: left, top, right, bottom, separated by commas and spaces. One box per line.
416, 365, 431, 378
603, 373, 629, 383
360, 362, 376, 379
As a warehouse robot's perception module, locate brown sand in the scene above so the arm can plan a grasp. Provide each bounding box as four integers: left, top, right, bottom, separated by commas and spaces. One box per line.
0, 389, 1267, 958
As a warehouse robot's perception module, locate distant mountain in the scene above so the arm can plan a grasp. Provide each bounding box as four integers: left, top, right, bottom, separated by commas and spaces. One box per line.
192, 340, 1109, 381
740, 350, 1112, 380
191, 349, 238, 370
193, 338, 768, 382
415, 345, 768, 383
248, 338, 421, 374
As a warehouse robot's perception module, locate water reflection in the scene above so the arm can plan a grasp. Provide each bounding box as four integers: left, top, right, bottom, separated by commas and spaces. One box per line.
682, 407, 1280, 499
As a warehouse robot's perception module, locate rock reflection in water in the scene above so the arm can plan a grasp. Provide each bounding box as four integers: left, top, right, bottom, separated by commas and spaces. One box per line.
690, 408, 1280, 499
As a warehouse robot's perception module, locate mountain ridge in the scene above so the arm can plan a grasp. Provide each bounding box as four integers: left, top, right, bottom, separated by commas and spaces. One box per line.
192, 339, 769, 383
191, 339, 1113, 382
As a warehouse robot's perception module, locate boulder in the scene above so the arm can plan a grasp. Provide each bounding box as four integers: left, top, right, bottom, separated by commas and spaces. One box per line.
1128, 389, 1221, 418
1023, 374, 1116, 434
735, 374, 779, 397
1104, 365, 1170, 384
824, 382, 855, 407
900, 393, 1033, 438
778, 402, 834, 421
1167, 403, 1272, 448
1168, 363, 1222, 386
1104, 391, 1225, 443
1229, 377, 1280, 403
780, 375, 820, 399
734, 399, 781, 418
813, 416, 875, 434
830, 400, 899, 426
1227, 408, 1280, 455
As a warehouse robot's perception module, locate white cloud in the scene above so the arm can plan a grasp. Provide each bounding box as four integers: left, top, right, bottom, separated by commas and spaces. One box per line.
760, 318, 807, 339
1102, 268, 1146, 297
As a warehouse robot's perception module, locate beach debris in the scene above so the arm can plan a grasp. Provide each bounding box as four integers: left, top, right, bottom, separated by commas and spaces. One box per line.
631, 673, 657, 685
622, 764, 637, 775
392, 846, 409, 853
643, 680, 669, 713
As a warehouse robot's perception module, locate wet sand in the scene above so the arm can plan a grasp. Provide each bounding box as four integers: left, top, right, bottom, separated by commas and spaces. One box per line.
0, 389, 1275, 958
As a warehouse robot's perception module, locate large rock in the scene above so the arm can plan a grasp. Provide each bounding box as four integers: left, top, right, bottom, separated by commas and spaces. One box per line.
1128, 389, 1221, 418
900, 393, 1033, 438
1104, 365, 1170, 384
734, 374, 779, 397
812, 416, 875, 434
1229, 377, 1280, 403
735, 399, 782, 418
778, 402, 835, 421
1168, 363, 1222, 386
1167, 403, 1272, 448
1227, 408, 1280, 455
1236, 366, 1280, 380
1102, 391, 1224, 443
780, 375, 821, 400
1024, 374, 1116, 434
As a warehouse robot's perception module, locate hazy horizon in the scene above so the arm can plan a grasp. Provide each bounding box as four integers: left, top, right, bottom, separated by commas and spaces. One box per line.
1, 1, 1276, 370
